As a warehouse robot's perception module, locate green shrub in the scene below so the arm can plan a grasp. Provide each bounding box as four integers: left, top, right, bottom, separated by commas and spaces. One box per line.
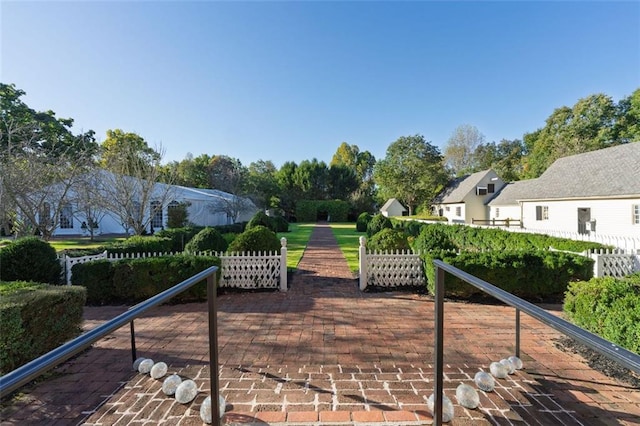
356, 212, 372, 232
214, 222, 247, 234
247, 211, 276, 231
184, 227, 228, 254
271, 216, 290, 233
72, 256, 220, 304
112, 256, 220, 303
228, 226, 281, 253
167, 202, 190, 228
422, 250, 593, 300
107, 236, 174, 255
0, 281, 86, 374
71, 260, 115, 305
412, 223, 456, 252
0, 237, 62, 284
155, 227, 202, 252
367, 228, 410, 252
564, 273, 640, 354
366, 214, 393, 237
296, 200, 351, 222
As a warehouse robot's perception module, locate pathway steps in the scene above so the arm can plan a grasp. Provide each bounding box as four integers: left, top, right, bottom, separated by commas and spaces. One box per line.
1, 223, 638, 425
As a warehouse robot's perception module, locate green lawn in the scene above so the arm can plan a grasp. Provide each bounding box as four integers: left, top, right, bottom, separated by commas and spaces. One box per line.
48, 236, 125, 252
328, 222, 363, 273
278, 223, 315, 269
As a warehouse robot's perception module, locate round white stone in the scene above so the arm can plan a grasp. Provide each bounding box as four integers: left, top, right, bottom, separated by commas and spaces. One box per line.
162, 374, 182, 396
427, 393, 454, 423
474, 371, 495, 392
150, 362, 168, 379
500, 358, 516, 374
175, 379, 198, 404
455, 383, 480, 409
200, 395, 227, 423
138, 358, 154, 374
489, 361, 508, 379
133, 357, 147, 371
508, 355, 523, 370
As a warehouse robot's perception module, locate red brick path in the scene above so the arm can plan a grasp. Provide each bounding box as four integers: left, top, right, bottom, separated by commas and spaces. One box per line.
1, 223, 638, 425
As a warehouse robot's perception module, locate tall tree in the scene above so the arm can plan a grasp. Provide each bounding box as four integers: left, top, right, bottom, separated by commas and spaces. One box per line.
275, 161, 300, 219
330, 142, 377, 211
613, 88, 640, 143
97, 130, 173, 235
206, 155, 253, 222
522, 93, 620, 178
444, 124, 485, 176
246, 160, 279, 210
1, 83, 97, 238
161, 153, 211, 188
327, 164, 358, 200
373, 134, 448, 216
294, 158, 329, 200
474, 139, 525, 181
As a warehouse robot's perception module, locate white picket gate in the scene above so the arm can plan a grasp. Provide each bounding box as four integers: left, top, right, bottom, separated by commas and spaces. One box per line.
63, 238, 288, 291
358, 236, 425, 290
588, 249, 640, 278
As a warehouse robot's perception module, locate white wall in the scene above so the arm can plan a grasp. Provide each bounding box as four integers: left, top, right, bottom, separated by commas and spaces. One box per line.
522, 198, 640, 237
489, 205, 521, 222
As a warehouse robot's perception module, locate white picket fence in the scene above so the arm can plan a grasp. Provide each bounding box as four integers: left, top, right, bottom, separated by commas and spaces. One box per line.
358, 236, 425, 290
587, 249, 640, 278
63, 238, 288, 291
503, 227, 640, 252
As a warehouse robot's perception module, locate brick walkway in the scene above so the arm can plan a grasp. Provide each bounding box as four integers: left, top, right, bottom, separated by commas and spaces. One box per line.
1, 223, 639, 425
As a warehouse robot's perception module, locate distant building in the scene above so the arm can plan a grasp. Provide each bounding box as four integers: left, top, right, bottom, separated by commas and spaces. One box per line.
380, 198, 407, 217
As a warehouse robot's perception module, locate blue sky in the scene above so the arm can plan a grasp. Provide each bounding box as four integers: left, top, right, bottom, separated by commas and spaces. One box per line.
2, 1, 639, 167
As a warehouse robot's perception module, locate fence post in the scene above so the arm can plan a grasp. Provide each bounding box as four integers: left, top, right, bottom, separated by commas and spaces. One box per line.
207, 271, 220, 426
434, 264, 445, 426
359, 236, 367, 291
280, 238, 288, 292
593, 252, 603, 277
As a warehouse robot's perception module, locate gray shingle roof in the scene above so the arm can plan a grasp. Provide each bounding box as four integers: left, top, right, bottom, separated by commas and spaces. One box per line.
520, 142, 640, 200
487, 179, 539, 205
434, 169, 495, 203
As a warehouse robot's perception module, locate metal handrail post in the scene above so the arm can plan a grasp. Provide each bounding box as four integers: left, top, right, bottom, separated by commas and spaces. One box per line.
433, 265, 445, 426
515, 308, 520, 358
130, 320, 137, 363
208, 273, 220, 426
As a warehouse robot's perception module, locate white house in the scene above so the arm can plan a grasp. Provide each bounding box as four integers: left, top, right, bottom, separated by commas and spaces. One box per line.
514, 143, 640, 236
380, 198, 407, 217
32, 170, 258, 237
432, 169, 506, 224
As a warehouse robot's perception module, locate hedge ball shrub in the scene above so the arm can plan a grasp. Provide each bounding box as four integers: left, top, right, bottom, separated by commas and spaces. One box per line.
247, 211, 276, 232
228, 225, 281, 253
0, 237, 62, 284
184, 227, 228, 253
366, 214, 392, 237
356, 212, 372, 232
367, 228, 410, 252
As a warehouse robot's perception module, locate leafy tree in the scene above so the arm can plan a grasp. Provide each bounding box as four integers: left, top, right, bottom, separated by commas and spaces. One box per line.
97, 130, 173, 235
521, 93, 625, 178
275, 161, 300, 220
474, 139, 525, 181
206, 155, 253, 222
613, 88, 640, 143
444, 124, 485, 176
373, 134, 448, 216
161, 153, 211, 188
330, 142, 377, 211
327, 164, 358, 200
294, 158, 328, 200
246, 159, 279, 209
1, 83, 97, 238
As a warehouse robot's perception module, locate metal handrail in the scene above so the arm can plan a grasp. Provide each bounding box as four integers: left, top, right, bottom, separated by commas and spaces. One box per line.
432, 259, 640, 426
0, 265, 219, 402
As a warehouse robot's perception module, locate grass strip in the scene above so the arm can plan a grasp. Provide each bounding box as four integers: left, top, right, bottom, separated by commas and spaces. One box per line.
328, 222, 362, 273
278, 223, 315, 270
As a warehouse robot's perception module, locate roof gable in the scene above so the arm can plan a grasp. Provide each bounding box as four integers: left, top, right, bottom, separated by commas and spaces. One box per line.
435, 169, 498, 204
381, 198, 406, 211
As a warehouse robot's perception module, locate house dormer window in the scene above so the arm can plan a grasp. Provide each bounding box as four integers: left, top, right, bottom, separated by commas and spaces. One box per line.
488, 183, 495, 193
476, 187, 487, 196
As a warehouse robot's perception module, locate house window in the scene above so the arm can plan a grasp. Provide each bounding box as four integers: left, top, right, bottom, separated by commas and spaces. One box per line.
151, 201, 163, 229
488, 183, 495, 193
60, 203, 74, 229
535, 205, 549, 221
634, 205, 640, 224
495, 208, 500, 218
455, 206, 461, 217
445, 206, 450, 212
477, 187, 487, 196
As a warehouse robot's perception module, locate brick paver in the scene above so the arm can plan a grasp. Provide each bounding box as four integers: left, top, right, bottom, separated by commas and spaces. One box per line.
1, 223, 638, 425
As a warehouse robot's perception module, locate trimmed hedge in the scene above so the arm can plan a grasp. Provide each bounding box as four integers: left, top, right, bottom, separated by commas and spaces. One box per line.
184, 227, 228, 254
422, 250, 593, 300
228, 226, 281, 254
296, 200, 350, 222
564, 273, 640, 354
366, 214, 392, 237
410, 222, 607, 253
107, 236, 174, 255
155, 227, 202, 252
367, 228, 410, 252
71, 255, 220, 304
0, 237, 62, 284
0, 281, 86, 374
356, 212, 372, 232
